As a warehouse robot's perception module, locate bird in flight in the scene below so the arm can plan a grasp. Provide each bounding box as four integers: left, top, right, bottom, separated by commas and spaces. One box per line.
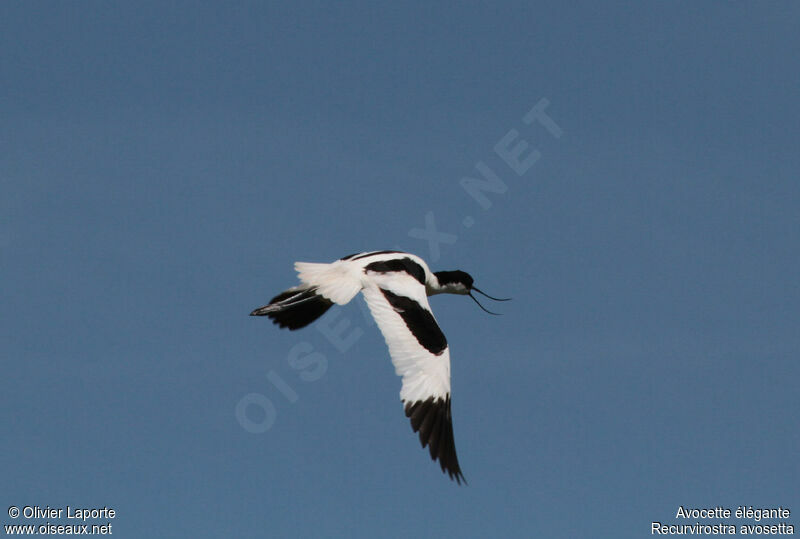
250, 250, 509, 483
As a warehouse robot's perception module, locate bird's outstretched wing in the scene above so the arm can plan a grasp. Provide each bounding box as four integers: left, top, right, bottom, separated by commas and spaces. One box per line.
361, 275, 465, 484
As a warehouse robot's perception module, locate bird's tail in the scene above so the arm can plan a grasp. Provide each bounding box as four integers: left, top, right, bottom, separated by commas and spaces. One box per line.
294, 261, 362, 305
250, 260, 362, 330
250, 286, 334, 330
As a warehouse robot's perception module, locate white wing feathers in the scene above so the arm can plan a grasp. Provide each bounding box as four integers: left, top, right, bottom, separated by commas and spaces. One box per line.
361, 283, 451, 403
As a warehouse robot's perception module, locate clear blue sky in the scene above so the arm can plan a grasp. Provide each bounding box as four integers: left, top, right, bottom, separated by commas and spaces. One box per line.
2, 2, 798, 538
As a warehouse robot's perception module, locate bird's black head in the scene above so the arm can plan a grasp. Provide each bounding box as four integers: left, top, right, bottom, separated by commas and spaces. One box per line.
433, 270, 511, 315
434, 270, 474, 292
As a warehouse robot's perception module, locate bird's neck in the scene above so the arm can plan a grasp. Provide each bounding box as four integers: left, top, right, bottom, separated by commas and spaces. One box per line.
426, 275, 467, 296
426, 275, 447, 296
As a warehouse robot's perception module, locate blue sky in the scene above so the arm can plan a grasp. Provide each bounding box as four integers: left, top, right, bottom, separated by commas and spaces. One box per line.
2, 2, 798, 537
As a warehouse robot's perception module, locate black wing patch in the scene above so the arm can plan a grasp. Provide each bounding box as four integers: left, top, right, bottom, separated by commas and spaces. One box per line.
364, 257, 426, 285
379, 288, 447, 355
405, 396, 465, 484
250, 288, 333, 330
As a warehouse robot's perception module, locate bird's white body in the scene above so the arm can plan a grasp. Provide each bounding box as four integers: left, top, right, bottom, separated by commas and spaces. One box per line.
295, 250, 462, 301
295, 251, 429, 303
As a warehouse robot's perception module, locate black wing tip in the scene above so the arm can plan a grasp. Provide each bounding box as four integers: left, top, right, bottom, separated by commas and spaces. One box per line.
250, 288, 333, 330
442, 459, 467, 485
451, 469, 467, 485
404, 395, 467, 485
249, 304, 300, 327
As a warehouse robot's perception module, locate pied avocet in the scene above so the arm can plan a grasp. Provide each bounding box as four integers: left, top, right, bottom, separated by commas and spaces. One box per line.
250, 250, 509, 483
